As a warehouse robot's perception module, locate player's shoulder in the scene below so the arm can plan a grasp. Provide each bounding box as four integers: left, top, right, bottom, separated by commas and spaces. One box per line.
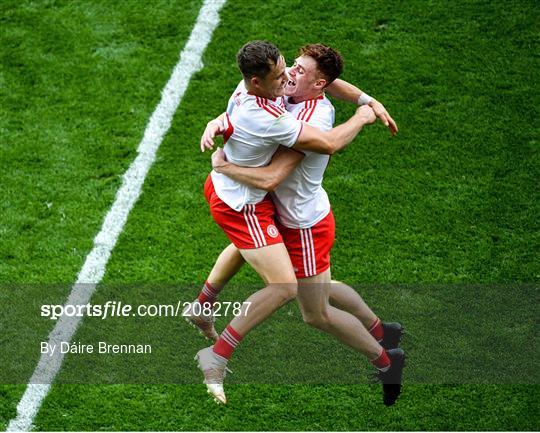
312, 95, 334, 119
229, 80, 250, 107
231, 82, 286, 117
305, 95, 334, 130
318, 94, 335, 110
287, 94, 333, 111
289, 95, 332, 123
251, 95, 288, 120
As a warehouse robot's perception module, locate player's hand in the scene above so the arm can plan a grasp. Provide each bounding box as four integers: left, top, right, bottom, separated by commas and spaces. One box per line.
356, 105, 376, 125
200, 119, 225, 152
211, 147, 229, 173
369, 99, 398, 135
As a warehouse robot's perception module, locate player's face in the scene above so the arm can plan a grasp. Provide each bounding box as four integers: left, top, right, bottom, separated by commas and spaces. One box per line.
256, 55, 288, 99
285, 55, 326, 99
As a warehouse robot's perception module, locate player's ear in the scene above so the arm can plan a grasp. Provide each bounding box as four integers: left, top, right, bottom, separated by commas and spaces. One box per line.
251, 76, 260, 88
315, 78, 327, 90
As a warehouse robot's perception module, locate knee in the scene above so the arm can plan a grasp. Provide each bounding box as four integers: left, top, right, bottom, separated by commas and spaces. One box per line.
283, 282, 298, 302
302, 311, 330, 329
274, 282, 297, 305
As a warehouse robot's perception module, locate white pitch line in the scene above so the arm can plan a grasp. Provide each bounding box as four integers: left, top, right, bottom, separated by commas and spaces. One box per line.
7, 0, 227, 430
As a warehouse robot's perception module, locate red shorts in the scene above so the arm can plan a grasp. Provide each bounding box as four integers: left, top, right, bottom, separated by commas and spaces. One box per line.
276, 210, 335, 279
204, 175, 283, 249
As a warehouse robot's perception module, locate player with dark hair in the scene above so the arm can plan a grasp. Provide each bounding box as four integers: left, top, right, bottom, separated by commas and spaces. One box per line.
205, 43, 405, 406
190, 40, 379, 405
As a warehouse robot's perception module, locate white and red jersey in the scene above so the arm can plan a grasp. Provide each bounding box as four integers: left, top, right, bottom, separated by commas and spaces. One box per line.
272, 95, 335, 228
211, 81, 303, 211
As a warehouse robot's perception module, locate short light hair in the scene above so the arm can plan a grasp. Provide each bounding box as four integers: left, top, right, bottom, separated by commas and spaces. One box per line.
299, 44, 344, 86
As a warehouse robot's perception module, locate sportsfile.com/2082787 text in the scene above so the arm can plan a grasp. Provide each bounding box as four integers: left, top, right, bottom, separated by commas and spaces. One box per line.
40, 301, 251, 321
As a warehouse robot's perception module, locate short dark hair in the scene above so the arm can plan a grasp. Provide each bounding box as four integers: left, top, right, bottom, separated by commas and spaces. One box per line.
236, 40, 281, 80
299, 44, 343, 86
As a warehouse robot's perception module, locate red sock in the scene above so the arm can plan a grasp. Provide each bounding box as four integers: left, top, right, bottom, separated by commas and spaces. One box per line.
197, 280, 222, 307
368, 317, 384, 342
213, 325, 243, 360
371, 347, 391, 372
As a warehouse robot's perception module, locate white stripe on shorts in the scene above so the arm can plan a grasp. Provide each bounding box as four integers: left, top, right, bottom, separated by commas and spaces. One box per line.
300, 228, 317, 277
242, 204, 267, 248
300, 229, 311, 277
243, 205, 262, 248
307, 227, 316, 276
249, 205, 267, 247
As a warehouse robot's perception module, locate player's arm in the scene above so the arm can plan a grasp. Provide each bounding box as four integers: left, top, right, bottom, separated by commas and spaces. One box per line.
293, 105, 376, 155
326, 79, 398, 135
212, 146, 304, 192
200, 112, 227, 152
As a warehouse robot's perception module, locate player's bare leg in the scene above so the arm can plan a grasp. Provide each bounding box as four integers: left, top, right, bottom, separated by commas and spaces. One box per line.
297, 269, 381, 359
189, 244, 402, 346
196, 242, 297, 404
207, 243, 245, 287
185, 244, 245, 341
328, 280, 404, 350
229, 243, 297, 333
328, 280, 377, 328
298, 269, 406, 406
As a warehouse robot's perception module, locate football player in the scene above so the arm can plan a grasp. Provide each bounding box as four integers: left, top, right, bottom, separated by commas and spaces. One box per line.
190, 41, 404, 406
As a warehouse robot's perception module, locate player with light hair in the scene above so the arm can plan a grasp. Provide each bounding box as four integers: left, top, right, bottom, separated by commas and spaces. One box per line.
189, 41, 404, 406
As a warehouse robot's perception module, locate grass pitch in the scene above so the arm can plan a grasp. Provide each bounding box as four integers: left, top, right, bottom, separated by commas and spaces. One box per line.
1, 0, 539, 430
